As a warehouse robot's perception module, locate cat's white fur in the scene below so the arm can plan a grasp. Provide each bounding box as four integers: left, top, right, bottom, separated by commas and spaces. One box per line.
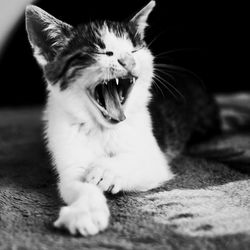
28, 1, 174, 236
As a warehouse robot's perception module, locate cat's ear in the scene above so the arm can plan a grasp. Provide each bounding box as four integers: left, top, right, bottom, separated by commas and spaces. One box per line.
130, 1, 156, 38
25, 5, 73, 66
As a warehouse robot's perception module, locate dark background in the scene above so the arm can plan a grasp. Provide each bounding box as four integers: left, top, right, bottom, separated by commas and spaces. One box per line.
0, 0, 248, 107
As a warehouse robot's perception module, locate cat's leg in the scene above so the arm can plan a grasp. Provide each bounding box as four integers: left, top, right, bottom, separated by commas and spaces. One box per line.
85, 150, 174, 193
47, 120, 109, 235
54, 168, 109, 236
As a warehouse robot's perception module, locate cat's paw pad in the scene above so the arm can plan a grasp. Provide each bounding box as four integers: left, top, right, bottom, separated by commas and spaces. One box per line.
54, 202, 109, 236
85, 167, 122, 194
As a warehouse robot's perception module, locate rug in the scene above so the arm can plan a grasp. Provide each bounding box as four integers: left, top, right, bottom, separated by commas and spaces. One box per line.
0, 94, 250, 250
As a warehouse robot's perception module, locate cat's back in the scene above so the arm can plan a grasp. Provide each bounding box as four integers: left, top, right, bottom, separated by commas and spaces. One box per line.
148, 71, 220, 157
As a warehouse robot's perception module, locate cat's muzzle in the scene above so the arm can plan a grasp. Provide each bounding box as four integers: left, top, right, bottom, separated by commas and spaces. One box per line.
88, 76, 136, 124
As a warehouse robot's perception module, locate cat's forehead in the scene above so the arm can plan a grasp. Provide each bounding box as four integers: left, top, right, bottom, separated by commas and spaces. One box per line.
100, 23, 134, 51
61, 21, 142, 58
76, 20, 142, 50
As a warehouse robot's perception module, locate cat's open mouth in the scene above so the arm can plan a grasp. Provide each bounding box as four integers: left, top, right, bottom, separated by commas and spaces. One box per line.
88, 76, 136, 123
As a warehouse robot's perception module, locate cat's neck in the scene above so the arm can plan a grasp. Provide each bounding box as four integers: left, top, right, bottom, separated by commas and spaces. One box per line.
46, 90, 152, 135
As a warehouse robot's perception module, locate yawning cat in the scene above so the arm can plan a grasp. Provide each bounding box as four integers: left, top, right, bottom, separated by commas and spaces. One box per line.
25, 1, 219, 236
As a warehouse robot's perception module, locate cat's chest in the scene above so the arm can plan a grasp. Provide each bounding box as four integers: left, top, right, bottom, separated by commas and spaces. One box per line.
100, 132, 124, 157
82, 123, 141, 157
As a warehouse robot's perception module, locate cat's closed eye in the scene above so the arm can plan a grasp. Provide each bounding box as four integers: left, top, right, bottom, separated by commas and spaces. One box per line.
95, 47, 144, 56
105, 51, 113, 56
131, 46, 145, 53
94, 51, 114, 56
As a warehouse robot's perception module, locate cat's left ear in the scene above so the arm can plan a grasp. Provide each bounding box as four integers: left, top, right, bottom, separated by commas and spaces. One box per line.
130, 1, 156, 38
25, 5, 73, 66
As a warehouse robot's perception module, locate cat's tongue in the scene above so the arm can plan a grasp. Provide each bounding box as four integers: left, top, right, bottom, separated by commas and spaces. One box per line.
102, 81, 126, 122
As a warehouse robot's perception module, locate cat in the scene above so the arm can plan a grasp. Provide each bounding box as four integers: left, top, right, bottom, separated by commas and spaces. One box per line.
25, 1, 219, 236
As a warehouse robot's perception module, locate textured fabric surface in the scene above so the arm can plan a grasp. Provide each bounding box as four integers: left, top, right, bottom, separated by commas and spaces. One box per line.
0, 95, 250, 250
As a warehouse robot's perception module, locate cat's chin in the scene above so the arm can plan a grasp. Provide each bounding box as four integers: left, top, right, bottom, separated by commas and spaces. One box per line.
87, 76, 136, 125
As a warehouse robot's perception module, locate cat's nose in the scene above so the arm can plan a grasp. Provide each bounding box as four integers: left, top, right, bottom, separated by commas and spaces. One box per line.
118, 53, 136, 74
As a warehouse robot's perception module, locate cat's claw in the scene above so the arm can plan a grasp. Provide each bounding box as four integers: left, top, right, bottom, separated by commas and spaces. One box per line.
85, 167, 122, 194
54, 201, 109, 236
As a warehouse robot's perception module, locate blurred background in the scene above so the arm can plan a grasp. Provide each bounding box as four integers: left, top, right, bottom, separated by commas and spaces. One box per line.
0, 0, 248, 107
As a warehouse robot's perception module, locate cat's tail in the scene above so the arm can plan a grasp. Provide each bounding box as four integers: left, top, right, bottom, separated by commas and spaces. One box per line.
216, 93, 250, 132
189, 93, 250, 173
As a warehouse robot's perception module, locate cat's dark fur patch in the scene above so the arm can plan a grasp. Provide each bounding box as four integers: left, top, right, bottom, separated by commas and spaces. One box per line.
149, 72, 220, 157
42, 21, 143, 90
45, 52, 96, 89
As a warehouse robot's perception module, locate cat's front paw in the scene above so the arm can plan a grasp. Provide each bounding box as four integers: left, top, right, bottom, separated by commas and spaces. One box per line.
85, 166, 123, 194
54, 200, 109, 236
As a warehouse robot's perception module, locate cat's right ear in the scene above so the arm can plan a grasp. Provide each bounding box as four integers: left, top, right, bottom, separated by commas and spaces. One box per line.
25, 5, 73, 66
130, 1, 156, 39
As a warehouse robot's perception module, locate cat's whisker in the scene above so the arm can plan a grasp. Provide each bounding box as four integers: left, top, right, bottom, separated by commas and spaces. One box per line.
153, 68, 176, 82
154, 63, 205, 89
154, 63, 177, 69
152, 79, 165, 98
153, 73, 185, 100
153, 74, 178, 100
154, 80, 178, 100
154, 48, 201, 59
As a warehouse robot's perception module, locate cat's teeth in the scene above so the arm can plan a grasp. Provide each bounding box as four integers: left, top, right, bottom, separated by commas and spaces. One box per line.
115, 78, 119, 85
104, 81, 107, 85
119, 89, 123, 101
133, 77, 136, 84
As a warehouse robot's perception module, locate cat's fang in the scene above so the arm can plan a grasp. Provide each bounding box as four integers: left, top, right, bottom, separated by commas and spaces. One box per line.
97, 98, 102, 106
89, 76, 135, 123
